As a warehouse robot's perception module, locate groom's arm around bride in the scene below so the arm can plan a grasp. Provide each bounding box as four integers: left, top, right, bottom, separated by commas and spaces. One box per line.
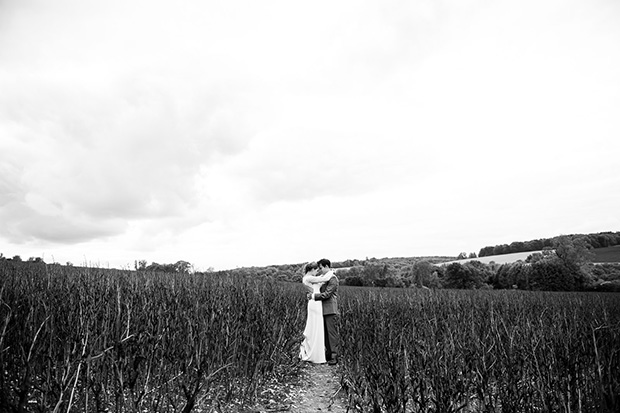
311, 275, 338, 308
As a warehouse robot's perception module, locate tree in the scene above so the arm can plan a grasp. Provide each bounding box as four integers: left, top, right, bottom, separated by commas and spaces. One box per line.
427, 271, 442, 289
493, 244, 509, 255
361, 263, 382, 286
342, 267, 365, 286
553, 236, 594, 268
503, 261, 532, 290
521, 237, 593, 291
444, 263, 483, 289
530, 259, 574, 291
464, 261, 493, 286
146, 262, 175, 272
374, 265, 395, 288
553, 236, 594, 289
374, 278, 389, 288
509, 241, 526, 253
410, 261, 435, 288
490, 263, 509, 289
525, 239, 544, 251
478, 246, 495, 257
344, 275, 364, 286
174, 260, 192, 274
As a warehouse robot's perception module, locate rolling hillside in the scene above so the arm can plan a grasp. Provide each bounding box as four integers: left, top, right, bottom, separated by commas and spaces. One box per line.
439, 251, 544, 266
440, 246, 620, 266
591, 245, 620, 263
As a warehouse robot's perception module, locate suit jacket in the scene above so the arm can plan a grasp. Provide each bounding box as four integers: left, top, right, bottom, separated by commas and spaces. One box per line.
314, 271, 339, 315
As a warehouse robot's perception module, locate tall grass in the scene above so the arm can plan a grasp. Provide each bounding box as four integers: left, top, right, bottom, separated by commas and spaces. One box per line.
2, 262, 619, 412
339, 287, 620, 412
0, 262, 306, 412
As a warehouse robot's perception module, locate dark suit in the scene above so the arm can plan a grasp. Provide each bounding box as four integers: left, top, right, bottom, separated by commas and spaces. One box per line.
314, 272, 339, 360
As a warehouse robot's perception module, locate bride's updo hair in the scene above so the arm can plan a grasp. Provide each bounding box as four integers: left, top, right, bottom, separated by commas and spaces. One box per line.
303, 262, 318, 273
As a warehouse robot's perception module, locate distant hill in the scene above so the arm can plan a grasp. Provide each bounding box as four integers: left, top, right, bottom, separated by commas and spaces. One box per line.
477, 231, 620, 257
335, 256, 456, 269
439, 251, 544, 266
440, 246, 620, 266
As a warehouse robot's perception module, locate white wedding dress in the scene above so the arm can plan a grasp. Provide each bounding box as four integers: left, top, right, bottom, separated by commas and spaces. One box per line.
299, 273, 333, 363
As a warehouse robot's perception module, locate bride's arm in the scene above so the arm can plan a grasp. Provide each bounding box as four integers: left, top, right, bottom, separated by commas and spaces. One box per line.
305, 273, 334, 284
302, 275, 315, 292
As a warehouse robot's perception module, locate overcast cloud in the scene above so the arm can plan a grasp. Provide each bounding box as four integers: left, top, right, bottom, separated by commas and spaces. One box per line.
1, 0, 619, 270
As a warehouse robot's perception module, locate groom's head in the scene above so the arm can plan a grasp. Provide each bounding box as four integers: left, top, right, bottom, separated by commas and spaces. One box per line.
317, 258, 331, 273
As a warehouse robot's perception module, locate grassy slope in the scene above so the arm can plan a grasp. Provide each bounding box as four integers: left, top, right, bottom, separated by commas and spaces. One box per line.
591, 245, 620, 263
439, 251, 543, 266
438, 246, 620, 266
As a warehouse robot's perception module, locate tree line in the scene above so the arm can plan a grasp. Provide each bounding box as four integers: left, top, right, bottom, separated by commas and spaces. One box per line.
3, 231, 620, 292
0, 255, 198, 275
217, 236, 620, 292
477, 230, 620, 257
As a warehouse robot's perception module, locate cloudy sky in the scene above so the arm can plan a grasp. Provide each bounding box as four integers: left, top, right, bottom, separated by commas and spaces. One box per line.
1, 0, 619, 271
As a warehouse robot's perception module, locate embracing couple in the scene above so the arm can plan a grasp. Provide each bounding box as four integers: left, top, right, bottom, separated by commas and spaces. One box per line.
299, 258, 340, 365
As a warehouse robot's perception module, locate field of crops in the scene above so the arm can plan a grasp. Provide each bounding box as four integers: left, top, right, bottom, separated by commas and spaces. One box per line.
1, 261, 619, 412
339, 289, 619, 412
592, 245, 620, 263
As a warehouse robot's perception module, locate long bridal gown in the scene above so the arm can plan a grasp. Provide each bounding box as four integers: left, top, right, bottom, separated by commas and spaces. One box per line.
299, 274, 332, 363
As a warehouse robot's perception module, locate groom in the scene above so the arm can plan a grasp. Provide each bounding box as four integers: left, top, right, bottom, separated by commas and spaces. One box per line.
309, 258, 340, 365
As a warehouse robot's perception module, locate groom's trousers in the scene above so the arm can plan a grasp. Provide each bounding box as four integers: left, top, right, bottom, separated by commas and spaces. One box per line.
323, 314, 339, 359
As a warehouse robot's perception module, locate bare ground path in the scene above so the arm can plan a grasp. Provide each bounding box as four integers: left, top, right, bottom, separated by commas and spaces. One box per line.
286, 362, 348, 412
230, 361, 350, 413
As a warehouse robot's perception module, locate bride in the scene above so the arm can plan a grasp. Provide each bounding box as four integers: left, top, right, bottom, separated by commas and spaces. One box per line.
299, 262, 333, 363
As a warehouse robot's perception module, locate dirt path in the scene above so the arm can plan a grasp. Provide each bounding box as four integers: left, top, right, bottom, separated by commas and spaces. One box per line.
286, 362, 348, 412
235, 361, 350, 412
